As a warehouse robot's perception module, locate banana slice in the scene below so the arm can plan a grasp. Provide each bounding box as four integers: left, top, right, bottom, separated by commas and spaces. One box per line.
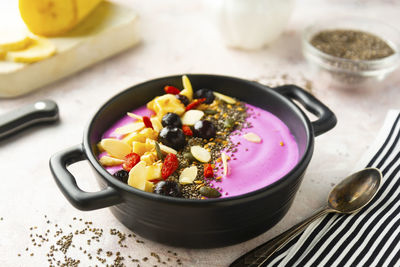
0, 29, 31, 51
0, 49, 5, 60
7, 37, 56, 63
181, 75, 193, 101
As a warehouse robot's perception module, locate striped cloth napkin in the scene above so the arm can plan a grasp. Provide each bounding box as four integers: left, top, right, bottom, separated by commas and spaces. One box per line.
264, 110, 400, 267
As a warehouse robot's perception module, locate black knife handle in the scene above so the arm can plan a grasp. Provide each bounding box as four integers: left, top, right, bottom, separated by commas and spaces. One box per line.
0, 100, 59, 139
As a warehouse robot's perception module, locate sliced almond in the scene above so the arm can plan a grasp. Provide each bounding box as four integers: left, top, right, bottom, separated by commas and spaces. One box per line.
100, 138, 131, 159
97, 142, 105, 152
221, 152, 229, 177
179, 166, 198, 185
179, 177, 194, 185
114, 122, 145, 135
181, 110, 204, 126
150, 117, 163, 132
243, 132, 262, 143
213, 92, 236, 104
127, 112, 143, 121
190, 146, 211, 163
159, 144, 177, 155
99, 156, 124, 166
146, 139, 178, 154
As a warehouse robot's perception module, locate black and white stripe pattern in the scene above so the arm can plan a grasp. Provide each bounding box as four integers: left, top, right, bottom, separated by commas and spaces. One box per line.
263, 112, 400, 267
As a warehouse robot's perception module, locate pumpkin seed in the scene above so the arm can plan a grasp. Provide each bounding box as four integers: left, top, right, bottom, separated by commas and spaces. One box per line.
155, 142, 164, 161
183, 152, 195, 162
204, 109, 218, 115
199, 186, 221, 198
224, 118, 235, 129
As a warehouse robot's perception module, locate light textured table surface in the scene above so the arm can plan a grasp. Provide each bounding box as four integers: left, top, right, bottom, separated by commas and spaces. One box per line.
1, 0, 400, 266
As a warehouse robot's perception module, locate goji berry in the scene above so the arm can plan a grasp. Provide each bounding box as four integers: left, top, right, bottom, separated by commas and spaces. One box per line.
142, 116, 153, 129
182, 125, 193, 136
161, 153, 179, 179
149, 179, 161, 184
123, 153, 141, 171
164, 85, 181, 95
204, 164, 214, 178
185, 98, 206, 111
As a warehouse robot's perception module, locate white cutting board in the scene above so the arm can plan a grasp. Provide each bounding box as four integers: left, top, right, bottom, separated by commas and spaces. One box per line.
0, 1, 140, 98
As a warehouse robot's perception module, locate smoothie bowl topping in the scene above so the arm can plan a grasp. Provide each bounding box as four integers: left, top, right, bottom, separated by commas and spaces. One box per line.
97, 75, 299, 199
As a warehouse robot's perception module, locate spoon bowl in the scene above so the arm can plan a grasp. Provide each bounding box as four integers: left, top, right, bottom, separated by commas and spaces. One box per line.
328, 168, 382, 213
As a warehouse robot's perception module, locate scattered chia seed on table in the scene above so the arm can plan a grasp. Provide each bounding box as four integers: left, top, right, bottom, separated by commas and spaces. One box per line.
20, 216, 183, 266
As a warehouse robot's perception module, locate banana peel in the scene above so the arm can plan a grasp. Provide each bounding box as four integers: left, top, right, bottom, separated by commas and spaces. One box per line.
19, 0, 103, 37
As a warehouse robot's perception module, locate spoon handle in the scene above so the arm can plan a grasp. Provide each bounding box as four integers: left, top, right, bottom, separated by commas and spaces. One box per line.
230, 207, 332, 267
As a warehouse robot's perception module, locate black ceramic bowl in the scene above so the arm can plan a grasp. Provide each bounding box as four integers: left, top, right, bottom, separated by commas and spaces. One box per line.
50, 74, 336, 248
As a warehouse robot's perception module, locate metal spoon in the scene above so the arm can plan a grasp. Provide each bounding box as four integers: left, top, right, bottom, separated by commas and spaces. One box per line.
230, 168, 382, 267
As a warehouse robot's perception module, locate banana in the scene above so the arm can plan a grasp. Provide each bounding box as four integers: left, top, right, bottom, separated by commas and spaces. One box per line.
0, 29, 31, 51
181, 75, 193, 101
19, 0, 103, 36
7, 37, 56, 63
0, 49, 5, 60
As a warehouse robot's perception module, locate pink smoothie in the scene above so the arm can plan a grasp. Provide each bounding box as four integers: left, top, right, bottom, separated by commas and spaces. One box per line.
99, 104, 299, 198
211, 104, 299, 197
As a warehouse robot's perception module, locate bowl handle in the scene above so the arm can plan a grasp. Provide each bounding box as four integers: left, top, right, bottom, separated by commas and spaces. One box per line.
49, 144, 123, 211
273, 84, 337, 136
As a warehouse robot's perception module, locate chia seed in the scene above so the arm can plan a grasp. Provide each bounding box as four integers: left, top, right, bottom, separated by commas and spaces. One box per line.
22, 216, 183, 266
311, 29, 394, 60
174, 98, 249, 199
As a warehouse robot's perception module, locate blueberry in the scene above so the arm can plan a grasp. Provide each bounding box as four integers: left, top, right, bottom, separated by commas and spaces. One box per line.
193, 120, 216, 139
175, 94, 189, 106
162, 112, 182, 128
114, 170, 129, 183
194, 88, 215, 104
154, 181, 182, 197
158, 127, 186, 150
